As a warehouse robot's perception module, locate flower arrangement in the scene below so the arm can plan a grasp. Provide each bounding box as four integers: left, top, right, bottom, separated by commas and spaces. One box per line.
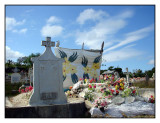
93, 97, 107, 108
65, 90, 73, 97
113, 78, 124, 90
88, 84, 96, 91
19, 86, 33, 93
148, 95, 155, 103
121, 87, 138, 97
69, 86, 73, 90
84, 91, 94, 101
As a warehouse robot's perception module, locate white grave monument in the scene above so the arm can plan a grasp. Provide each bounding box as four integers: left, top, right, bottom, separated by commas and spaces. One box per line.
124, 67, 131, 86
29, 37, 67, 106
28, 68, 33, 83
114, 71, 120, 80
11, 67, 21, 83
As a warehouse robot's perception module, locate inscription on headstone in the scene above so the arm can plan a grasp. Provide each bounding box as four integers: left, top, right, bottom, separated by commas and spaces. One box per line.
40, 92, 57, 100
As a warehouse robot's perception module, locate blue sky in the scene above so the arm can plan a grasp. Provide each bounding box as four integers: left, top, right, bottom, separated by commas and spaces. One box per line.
5, 5, 155, 72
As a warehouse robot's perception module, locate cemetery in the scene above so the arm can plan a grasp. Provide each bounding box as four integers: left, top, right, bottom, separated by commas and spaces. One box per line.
5, 37, 155, 118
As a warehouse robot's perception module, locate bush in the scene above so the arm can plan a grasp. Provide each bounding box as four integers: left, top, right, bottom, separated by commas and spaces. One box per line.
5, 82, 22, 97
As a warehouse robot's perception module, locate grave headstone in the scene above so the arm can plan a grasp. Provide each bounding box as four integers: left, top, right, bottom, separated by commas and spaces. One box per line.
145, 74, 149, 86
28, 68, 33, 83
29, 37, 67, 106
152, 73, 155, 80
11, 67, 21, 83
124, 67, 131, 86
114, 72, 119, 80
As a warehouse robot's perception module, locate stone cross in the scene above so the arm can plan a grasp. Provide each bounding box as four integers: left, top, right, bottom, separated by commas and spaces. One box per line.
42, 37, 55, 47
124, 67, 131, 85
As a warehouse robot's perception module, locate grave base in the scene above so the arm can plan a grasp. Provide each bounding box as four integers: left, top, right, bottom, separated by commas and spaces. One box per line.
5, 102, 89, 118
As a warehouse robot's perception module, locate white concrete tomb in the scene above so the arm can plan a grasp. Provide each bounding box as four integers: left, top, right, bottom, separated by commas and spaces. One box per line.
29, 37, 67, 106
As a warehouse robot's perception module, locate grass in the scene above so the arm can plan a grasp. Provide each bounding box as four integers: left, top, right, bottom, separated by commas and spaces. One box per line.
132, 80, 155, 88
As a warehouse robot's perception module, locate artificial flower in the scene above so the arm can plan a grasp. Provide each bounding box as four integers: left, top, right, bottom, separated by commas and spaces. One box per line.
92, 63, 100, 70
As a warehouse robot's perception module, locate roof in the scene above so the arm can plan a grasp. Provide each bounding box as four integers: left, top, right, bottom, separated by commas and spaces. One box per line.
102, 70, 115, 74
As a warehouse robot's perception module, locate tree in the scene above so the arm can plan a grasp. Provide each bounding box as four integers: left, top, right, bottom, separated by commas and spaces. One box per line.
23, 53, 40, 67
108, 66, 114, 71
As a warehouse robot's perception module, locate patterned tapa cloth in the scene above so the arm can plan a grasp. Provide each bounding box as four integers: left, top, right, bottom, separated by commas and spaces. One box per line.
54, 47, 102, 89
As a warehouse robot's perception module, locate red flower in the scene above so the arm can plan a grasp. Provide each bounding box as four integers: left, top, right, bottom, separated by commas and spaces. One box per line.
25, 87, 29, 92
116, 90, 119, 94
151, 100, 154, 103
29, 86, 33, 91
132, 90, 136, 94
21, 89, 25, 93
119, 87, 122, 90
151, 95, 153, 98
110, 89, 114, 94
93, 84, 96, 88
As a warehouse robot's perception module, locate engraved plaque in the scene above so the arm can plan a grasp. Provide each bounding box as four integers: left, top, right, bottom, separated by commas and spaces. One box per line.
40, 92, 57, 100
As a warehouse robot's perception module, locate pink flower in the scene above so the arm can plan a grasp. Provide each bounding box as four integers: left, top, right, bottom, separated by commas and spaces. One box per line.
29, 86, 33, 91
21, 89, 25, 93
100, 102, 105, 107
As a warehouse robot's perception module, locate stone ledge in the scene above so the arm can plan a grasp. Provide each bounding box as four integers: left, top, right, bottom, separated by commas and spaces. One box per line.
5, 102, 88, 118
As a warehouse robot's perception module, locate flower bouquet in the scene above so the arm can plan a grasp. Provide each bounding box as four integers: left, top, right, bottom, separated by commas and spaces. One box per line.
148, 95, 155, 103
93, 97, 107, 112
84, 91, 94, 101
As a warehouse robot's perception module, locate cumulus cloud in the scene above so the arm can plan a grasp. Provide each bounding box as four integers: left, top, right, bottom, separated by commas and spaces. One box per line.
148, 59, 154, 65
75, 9, 133, 49
41, 24, 63, 37
6, 46, 24, 60
47, 16, 60, 24
6, 17, 25, 30
6, 17, 27, 33
41, 16, 63, 37
77, 8, 109, 25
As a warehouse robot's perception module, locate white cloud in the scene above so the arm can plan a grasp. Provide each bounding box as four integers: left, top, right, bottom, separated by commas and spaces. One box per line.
47, 16, 60, 24
41, 16, 63, 37
12, 28, 28, 34
19, 28, 27, 33
6, 17, 25, 31
75, 9, 133, 49
148, 59, 154, 65
104, 24, 154, 53
77, 8, 109, 25
6, 46, 24, 60
103, 46, 143, 62
41, 24, 63, 37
